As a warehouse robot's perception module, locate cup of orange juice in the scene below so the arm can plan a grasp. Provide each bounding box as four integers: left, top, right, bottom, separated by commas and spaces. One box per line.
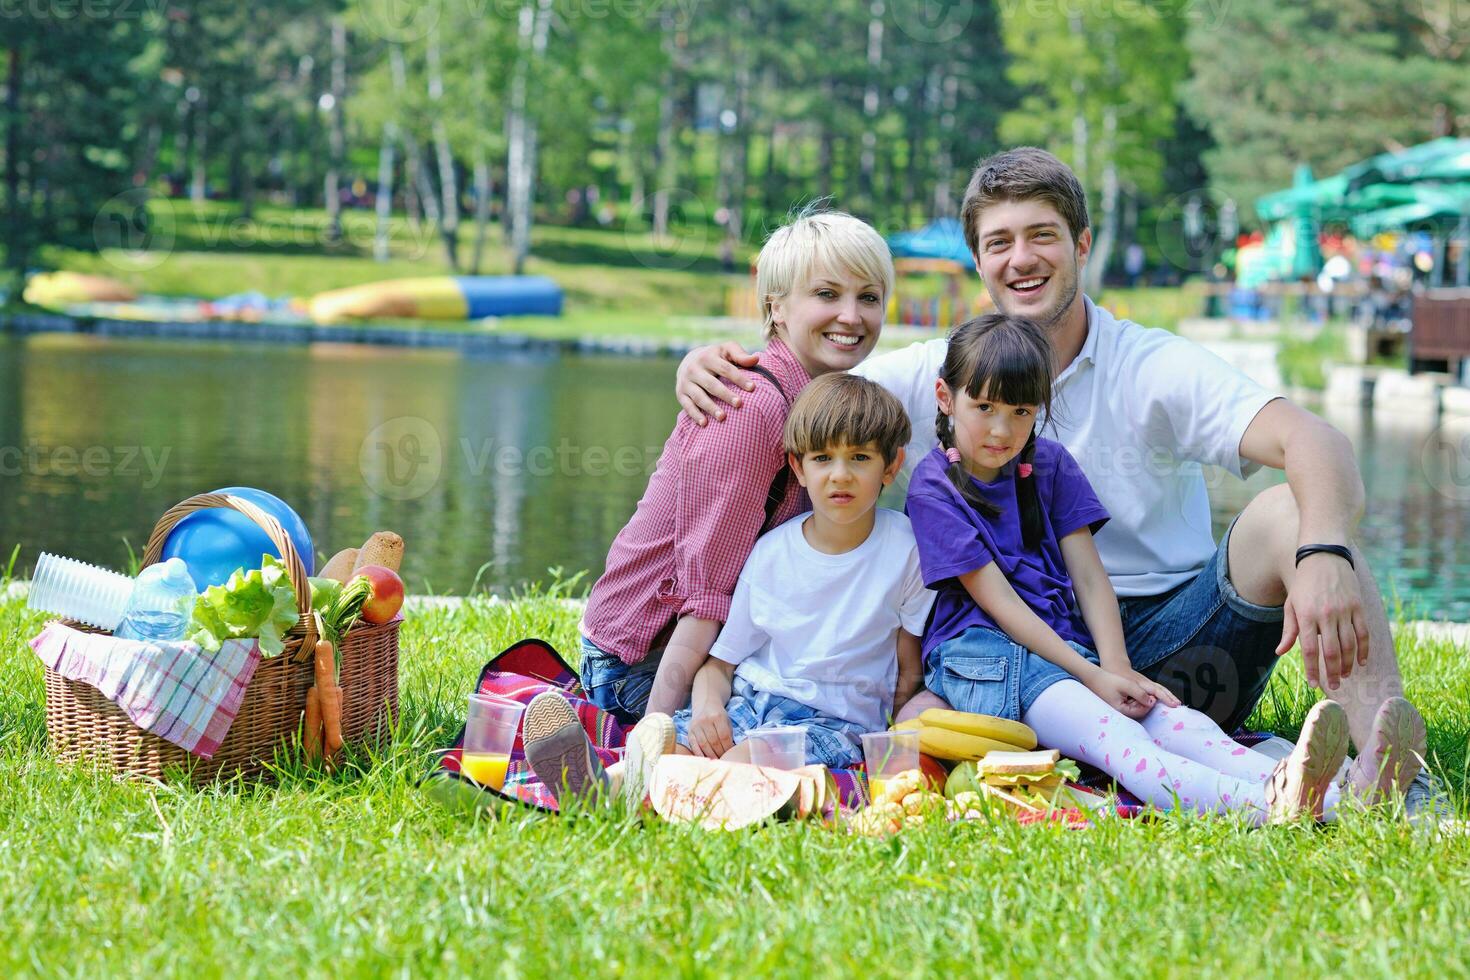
462, 693, 523, 790
861, 729, 919, 802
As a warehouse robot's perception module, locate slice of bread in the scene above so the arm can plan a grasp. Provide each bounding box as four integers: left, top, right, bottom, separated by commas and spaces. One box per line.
978, 749, 1061, 776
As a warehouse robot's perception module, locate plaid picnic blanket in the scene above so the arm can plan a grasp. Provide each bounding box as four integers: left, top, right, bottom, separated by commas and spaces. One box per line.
433, 638, 1275, 820
31, 621, 260, 759
435, 638, 872, 813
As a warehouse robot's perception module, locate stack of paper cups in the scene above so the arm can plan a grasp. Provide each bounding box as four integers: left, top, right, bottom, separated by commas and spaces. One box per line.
27, 552, 135, 631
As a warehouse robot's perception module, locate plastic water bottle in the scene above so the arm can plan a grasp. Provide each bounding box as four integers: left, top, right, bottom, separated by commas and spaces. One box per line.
27, 552, 136, 631
115, 558, 198, 642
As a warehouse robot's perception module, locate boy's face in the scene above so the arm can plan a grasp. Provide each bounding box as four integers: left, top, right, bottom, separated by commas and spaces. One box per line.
790, 441, 904, 526
972, 198, 1091, 332
770, 267, 884, 377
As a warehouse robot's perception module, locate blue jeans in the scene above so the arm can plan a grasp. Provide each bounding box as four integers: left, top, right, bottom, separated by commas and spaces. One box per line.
578, 634, 664, 725
924, 627, 1100, 722
671, 675, 867, 769
1122, 517, 1284, 733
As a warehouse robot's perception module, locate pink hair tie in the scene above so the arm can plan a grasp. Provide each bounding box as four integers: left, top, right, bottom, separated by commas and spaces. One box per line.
1017, 463, 1033, 478
944, 447, 962, 464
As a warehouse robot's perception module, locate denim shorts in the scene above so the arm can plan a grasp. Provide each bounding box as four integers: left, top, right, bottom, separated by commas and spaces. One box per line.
924, 627, 1099, 722
672, 675, 867, 769
1121, 517, 1285, 733
579, 634, 664, 725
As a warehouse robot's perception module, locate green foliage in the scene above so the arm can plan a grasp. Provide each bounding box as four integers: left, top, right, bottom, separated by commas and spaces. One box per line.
1182, 0, 1470, 220
998, 0, 1187, 200
2, 586, 1469, 974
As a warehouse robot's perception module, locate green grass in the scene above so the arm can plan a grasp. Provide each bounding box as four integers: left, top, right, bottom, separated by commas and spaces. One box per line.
27, 199, 1208, 351
3, 578, 1469, 977
42, 199, 748, 328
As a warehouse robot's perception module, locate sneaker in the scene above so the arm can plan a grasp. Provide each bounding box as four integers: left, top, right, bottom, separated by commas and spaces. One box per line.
621, 712, 675, 807
1266, 700, 1350, 824
522, 691, 609, 809
1404, 767, 1454, 824
1346, 697, 1427, 805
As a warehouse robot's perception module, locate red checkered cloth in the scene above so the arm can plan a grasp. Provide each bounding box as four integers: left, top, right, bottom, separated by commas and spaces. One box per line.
434, 638, 871, 813
31, 621, 261, 759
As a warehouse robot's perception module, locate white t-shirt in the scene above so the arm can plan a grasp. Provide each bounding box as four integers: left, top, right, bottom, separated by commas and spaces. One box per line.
710, 507, 937, 731
853, 296, 1281, 597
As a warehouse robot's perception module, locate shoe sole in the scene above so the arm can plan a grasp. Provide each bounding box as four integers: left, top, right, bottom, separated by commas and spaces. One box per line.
1352, 697, 1427, 803
522, 692, 606, 807
622, 713, 675, 806
1270, 700, 1350, 823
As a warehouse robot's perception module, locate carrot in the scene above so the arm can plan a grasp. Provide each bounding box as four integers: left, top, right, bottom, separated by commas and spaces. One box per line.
314, 637, 344, 762
320, 686, 344, 760
315, 637, 335, 691
303, 687, 322, 761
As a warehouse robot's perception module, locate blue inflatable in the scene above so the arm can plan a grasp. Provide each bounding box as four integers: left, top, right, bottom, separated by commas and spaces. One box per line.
162, 486, 314, 590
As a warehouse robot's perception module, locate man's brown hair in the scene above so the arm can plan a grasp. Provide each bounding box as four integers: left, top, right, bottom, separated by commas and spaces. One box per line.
783, 373, 911, 466
960, 147, 1090, 258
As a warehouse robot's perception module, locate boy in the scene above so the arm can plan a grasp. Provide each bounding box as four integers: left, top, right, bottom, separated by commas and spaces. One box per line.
673, 372, 936, 768
521, 374, 934, 805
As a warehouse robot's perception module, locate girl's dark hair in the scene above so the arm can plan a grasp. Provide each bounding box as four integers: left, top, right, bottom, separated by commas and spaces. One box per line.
935, 313, 1056, 550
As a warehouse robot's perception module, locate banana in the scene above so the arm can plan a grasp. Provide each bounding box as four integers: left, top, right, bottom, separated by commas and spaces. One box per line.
918, 708, 1037, 751
914, 726, 1028, 762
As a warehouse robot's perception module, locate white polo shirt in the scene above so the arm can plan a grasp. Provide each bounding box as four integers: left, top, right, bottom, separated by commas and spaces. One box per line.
853, 296, 1281, 597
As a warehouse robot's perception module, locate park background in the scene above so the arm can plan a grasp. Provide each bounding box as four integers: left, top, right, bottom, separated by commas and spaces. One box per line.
3, 3, 1470, 975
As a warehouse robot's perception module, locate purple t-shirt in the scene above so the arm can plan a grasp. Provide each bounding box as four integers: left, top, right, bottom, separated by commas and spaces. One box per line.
904, 439, 1110, 659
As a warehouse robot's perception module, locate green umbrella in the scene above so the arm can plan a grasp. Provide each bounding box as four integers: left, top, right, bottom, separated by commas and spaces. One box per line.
1342, 137, 1470, 190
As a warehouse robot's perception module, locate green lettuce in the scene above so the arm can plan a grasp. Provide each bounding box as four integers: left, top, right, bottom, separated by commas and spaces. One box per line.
187, 554, 300, 657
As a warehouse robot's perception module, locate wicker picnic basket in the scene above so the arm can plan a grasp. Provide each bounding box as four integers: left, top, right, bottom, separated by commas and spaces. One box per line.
42, 492, 400, 782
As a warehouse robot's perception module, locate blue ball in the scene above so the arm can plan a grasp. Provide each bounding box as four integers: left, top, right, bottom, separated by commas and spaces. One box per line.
162, 486, 315, 590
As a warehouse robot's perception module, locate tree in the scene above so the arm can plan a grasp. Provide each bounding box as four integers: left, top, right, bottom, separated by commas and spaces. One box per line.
1183, 0, 1470, 220
998, 0, 1188, 290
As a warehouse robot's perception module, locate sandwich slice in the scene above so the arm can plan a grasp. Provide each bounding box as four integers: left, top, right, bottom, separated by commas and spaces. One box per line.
977, 749, 1083, 812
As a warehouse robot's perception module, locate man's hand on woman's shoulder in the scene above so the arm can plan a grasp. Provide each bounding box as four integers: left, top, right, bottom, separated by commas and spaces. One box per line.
676, 342, 759, 425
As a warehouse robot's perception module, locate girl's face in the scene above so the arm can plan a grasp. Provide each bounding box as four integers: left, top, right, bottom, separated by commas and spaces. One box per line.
936, 380, 1037, 480
770, 268, 884, 377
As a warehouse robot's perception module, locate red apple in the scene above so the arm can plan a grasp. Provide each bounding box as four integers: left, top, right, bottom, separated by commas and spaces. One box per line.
918, 753, 950, 793
355, 564, 404, 624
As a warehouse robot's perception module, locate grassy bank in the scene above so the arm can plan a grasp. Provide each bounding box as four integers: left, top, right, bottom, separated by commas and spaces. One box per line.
32, 199, 1206, 349
3, 579, 1469, 977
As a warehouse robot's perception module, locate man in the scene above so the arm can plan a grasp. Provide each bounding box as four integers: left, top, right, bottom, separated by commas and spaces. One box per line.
676, 147, 1433, 811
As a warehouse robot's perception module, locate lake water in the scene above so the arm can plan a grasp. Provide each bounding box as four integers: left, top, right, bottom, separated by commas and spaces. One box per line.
3, 334, 1468, 620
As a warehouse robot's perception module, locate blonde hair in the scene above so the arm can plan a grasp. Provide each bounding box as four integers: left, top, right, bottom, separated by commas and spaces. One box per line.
783, 373, 911, 465
755, 208, 894, 340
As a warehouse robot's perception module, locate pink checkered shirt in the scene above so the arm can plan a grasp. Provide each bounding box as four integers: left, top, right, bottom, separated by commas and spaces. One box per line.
582, 338, 813, 664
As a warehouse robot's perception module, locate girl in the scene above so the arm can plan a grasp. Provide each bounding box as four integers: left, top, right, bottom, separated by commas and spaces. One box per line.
905, 314, 1349, 823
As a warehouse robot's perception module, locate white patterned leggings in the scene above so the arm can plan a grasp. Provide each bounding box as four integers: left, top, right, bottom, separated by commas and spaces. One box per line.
1022, 679, 1339, 823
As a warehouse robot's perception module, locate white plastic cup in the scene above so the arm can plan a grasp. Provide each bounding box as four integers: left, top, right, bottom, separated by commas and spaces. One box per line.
27, 552, 135, 630
745, 725, 808, 770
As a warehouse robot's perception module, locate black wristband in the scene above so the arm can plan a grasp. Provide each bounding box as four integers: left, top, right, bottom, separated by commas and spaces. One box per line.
1294, 544, 1354, 570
